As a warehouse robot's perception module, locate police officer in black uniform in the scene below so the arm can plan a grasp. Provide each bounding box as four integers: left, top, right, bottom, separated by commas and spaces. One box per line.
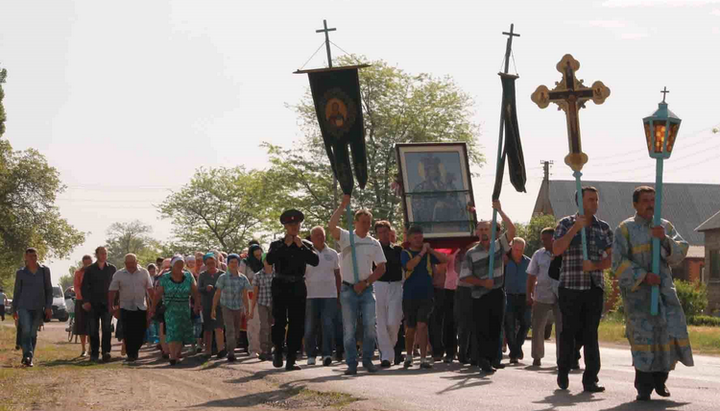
266, 209, 319, 371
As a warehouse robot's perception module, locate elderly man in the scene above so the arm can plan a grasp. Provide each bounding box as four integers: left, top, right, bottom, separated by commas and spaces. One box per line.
266, 209, 320, 371
526, 228, 560, 367
374, 220, 404, 368
304, 226, 341, 367
12, 248, 53, 367
504, 237, 531, 364
612, 186, 694, 401
108, 254, 153, 362
459, 201, 516, 374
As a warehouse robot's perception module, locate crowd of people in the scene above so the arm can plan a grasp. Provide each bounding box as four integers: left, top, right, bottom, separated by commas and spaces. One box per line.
9, 185, 693, 402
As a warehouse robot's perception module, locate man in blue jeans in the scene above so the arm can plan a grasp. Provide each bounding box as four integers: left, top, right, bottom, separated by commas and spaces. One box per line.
503, 237, 531, 364
12, 248, 53, 367
329, 194, 387, 375
304, 226, 341, 367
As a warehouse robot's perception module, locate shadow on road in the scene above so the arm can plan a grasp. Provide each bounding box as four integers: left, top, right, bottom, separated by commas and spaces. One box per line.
600, 399, 690, 410
190, 387, 305, 408
533, 390, 605, 410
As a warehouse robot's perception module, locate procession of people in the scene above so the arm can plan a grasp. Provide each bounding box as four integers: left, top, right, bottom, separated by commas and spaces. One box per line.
9, 184, 694, 403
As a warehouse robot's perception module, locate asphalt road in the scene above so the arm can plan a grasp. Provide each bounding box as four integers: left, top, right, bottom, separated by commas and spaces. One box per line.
244, 341, 720, 411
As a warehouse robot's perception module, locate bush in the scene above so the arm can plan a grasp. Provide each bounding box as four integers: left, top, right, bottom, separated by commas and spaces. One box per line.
687, 315, 720, 327
674, 279, 708, 317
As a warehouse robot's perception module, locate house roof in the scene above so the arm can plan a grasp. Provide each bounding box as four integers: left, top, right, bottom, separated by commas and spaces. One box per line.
545, 180, 720, 246
696, 210, 720, 232
687, 245, 705, 259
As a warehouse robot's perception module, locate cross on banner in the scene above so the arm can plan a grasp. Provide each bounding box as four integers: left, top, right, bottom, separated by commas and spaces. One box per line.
531, 54, 611, 172
316, 19, 337, 68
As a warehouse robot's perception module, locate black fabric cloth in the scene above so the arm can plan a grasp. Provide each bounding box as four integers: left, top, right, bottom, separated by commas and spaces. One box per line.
493, 74, 527, 200
266, 239, 319, 279
635, 369, 669, 397
402, 298, 433, 328
271, 279, 307, 359
87, 303, 113, 357
473, 287, 505, 364
430, 288, 457, 359
73, 299, 88, 335
198, 271, 224, 330
455, 286, 477, 363
558, 286, 604, 386
81, 262, 117, 306
121, 308, 147, 359
378, 243, 403, 282
504, 293, 530, 360
307, 67, 368, 194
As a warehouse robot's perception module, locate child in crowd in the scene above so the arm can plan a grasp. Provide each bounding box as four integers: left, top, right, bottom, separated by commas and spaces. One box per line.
249, 256, 274, 361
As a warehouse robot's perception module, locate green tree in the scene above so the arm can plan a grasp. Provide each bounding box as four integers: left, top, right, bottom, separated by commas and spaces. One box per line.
58, 274, 74, 291
0, 67, 7, 138
515, 213, 557, 257
265, 55, 484, 234
158, 167, 274, 252
104, 220, 161, 268
0, 140, 85, 288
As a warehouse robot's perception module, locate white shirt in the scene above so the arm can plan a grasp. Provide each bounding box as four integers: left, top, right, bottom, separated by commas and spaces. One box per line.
338, 228, 387, 284
108, 267, 153, 311
305, 245, 340, 299
527, 247, 558, 305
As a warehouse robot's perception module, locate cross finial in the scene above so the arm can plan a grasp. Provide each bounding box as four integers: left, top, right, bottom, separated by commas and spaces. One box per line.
661, 86, 669, 103
501, 24, 520, 74
316, 20, 337, 69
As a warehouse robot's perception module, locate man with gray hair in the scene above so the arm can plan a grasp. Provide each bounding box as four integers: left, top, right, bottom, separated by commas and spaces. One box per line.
503, 237, 531, 364
304, 226, 341, 367
108, 254, 153, 362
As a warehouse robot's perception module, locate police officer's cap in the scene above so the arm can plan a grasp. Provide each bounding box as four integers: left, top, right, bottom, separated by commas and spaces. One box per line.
280, 209, 304, 225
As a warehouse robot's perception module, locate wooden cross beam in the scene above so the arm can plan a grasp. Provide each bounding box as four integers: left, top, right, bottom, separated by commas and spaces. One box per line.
501, 24, 520, 74
316, 19, 337, 68
531, 54, 611, 171
661, 86, 670, 103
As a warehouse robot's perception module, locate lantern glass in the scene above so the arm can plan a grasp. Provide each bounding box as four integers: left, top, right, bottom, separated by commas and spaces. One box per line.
666, 122, 680, 154
653, 122, 667, 154
644, 122, 652, 152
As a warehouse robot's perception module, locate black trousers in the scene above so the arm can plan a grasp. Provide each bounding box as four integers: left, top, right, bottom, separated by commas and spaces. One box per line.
455, 287, 477, 363
87, 303, 113, 357
558, 286, 603, 386
635, 369, 669, 396
271, 279, 307, 360
429, 288, 457, 359
121, 309, 147, 359
473, 288, 505, 364
504, 293, 530, 359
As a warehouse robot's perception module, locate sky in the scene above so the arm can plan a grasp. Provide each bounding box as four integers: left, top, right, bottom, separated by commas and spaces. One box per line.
1, 0, 719, 284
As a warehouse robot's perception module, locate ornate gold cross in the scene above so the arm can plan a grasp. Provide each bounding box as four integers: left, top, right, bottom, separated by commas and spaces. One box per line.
531, 54, 610, 171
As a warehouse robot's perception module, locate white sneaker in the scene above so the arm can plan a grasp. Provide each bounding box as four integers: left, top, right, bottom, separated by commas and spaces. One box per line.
307, 357, 316, 366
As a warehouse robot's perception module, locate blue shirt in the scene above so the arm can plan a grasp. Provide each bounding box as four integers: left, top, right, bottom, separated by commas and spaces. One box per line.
504, 255, 531, 295
401, 249, 440, 300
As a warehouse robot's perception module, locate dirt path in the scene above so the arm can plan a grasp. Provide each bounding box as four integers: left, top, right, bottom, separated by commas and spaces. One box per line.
0, 321, 368, 411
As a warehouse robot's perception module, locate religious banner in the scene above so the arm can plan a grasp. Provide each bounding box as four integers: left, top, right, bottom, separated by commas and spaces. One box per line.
299, 65, 369, 195
492, 73, 527, 201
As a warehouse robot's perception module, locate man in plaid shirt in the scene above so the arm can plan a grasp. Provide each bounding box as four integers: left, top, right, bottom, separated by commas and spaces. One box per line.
553, 186, 613, 393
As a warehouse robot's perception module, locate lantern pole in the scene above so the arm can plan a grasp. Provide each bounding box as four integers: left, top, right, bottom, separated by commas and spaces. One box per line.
650, 120, 668, 316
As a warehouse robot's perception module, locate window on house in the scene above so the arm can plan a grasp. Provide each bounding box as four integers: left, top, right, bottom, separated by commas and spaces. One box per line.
711, 249, 720, 280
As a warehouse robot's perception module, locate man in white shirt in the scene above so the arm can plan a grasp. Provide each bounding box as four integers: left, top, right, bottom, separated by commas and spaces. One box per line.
526, 227, 560, 367
329, 194, 387, 375
304, 226, 341, 367
108, 253, 153, 362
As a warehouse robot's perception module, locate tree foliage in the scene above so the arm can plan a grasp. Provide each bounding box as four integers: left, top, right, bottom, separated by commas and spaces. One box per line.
103, 220, 161, 268
0, 67, 7, 138
515, 213, 557, 257
265, 55, 484, 234
158, 167, 275, 252
58, 274, 73, 291
0, 140, 85, 287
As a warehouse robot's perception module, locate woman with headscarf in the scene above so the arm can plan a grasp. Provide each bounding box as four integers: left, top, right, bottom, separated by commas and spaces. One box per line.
242, 243, 265, 356
185, 255, 203, 353
149, 256, 200, 365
